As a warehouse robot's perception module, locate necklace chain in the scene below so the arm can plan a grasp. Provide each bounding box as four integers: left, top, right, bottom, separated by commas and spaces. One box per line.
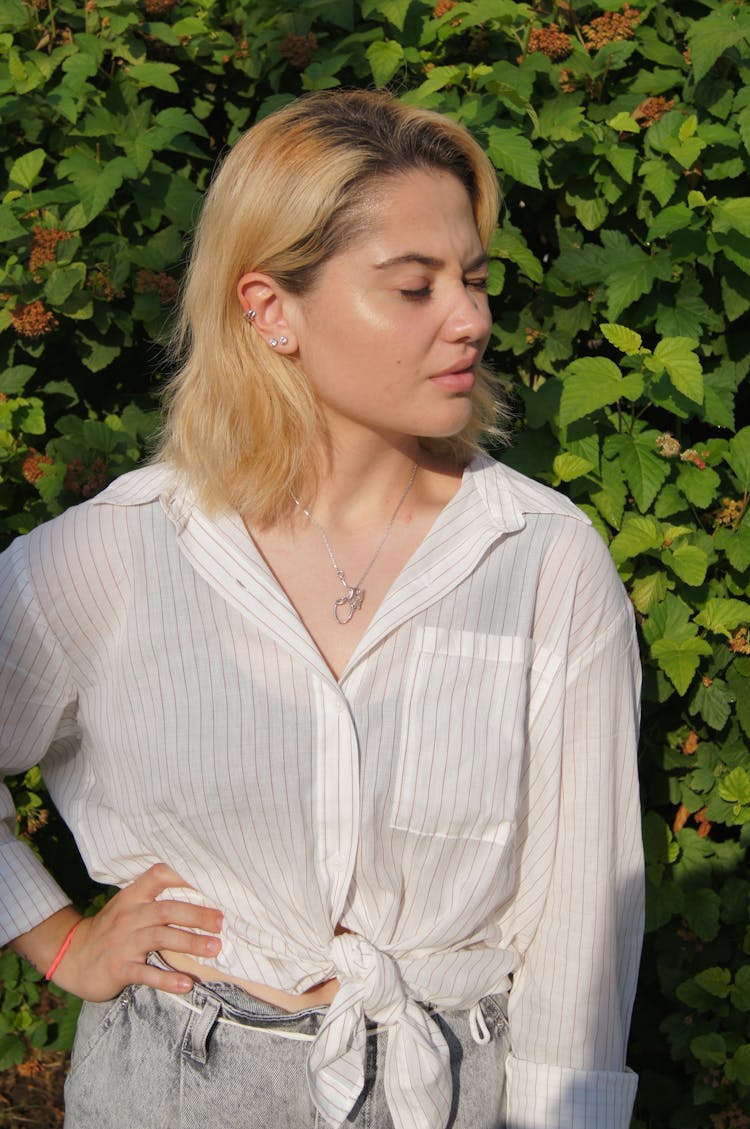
292, 462, 419, 625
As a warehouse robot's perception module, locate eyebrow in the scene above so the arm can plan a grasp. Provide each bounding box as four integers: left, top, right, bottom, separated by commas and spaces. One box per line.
373, 252, 489, 272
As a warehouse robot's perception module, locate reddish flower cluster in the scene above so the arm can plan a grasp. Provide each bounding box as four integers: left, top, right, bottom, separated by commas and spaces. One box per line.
28, 225, 72, 280
143, 0, 177, 16
524, 326, 542, 345
710, 1105, 750, 1129
582, 4, 640, 50
87, 269, 123, 302
558, 68, 577, 92
10, 300, 58, 338
672, 801, 711, 838
135, 269, 179, 304
64, 456, 108, 499
433, 0, 458, 16
528, 25, 573, 62
680, 447, 710, 470
278, 32, 318, 69
21, 448, 53, 485
656, 432, 681, 458
634, 96, 676, 128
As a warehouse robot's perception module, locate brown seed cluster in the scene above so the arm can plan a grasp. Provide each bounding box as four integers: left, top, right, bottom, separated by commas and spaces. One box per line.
715, 497, 745, 529
582, 4, 640, 51
279, 32, 318, 69
710, 1103, 750, 1129
28, 225, 72, 281
64, 456, 108, 499
730, 627, 750, 655
10, 299, 58, 338
21, 448, 54, 484
528, 25, 573, 62
87, 269, 124, 302
135, 269, 179, 303
681, 730, 700, 756
143, 0, 177, 16
634, 96, 676, 128
433, 0, 458, 16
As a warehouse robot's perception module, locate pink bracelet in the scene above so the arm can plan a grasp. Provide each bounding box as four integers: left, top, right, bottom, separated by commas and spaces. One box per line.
45, 919, 82, 982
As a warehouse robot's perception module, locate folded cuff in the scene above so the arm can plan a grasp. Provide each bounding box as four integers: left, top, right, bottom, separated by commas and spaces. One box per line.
505, 1054, 638, 1129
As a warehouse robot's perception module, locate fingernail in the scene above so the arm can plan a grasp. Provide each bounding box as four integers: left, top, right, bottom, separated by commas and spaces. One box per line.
206, 937, 221, 954
176, 978, 193, 993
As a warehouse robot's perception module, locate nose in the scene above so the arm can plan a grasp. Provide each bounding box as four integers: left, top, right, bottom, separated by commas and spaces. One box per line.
444, 284, 491, 345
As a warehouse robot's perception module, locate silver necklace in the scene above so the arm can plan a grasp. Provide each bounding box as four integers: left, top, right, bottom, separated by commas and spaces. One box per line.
292, 462, 418, 625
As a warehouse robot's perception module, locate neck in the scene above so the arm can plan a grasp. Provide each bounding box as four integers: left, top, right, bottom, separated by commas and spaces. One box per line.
302, 436, 423, 529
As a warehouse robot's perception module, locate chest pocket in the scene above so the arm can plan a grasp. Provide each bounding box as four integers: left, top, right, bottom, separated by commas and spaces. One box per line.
391, 629, 532, 844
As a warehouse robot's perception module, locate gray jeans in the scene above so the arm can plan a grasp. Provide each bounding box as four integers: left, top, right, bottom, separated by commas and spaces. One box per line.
64, 959, 509, 1129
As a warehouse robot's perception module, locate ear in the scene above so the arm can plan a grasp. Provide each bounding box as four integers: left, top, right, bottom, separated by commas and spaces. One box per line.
236, 272, 298, 354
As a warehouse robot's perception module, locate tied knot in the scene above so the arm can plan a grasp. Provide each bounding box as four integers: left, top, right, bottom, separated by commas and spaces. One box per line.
327, 933, 406, 1025
307, 935, 452, 1129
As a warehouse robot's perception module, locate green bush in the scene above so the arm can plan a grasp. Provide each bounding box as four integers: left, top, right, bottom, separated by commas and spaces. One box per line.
1, 1, 749, 1123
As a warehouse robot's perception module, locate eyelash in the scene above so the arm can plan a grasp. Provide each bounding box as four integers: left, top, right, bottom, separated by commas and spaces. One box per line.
399, 279, 488, 301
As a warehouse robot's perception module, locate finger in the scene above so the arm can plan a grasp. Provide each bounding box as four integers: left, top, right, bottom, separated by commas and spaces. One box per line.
130, 862, 195, 900
137, 900, 223, 934
136, 925, 223, 961
124, 961, 196, 996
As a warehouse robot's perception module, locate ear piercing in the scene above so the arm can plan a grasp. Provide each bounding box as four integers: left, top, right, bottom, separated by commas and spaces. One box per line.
244, 308, 257, 321
270, 336, 288, 348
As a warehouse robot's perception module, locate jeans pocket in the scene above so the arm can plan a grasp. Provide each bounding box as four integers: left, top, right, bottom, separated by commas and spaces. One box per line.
67, 985, 138, 1078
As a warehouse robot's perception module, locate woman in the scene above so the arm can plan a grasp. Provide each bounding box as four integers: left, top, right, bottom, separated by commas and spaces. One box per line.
0, 91, 643, 1128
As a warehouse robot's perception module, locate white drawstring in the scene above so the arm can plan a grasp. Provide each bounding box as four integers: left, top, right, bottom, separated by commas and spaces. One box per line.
468, 1002, 491, 1045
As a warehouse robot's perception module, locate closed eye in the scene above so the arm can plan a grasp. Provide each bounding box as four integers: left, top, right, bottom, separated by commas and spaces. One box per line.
466, 277, 488, 291
400, 286, 432, 300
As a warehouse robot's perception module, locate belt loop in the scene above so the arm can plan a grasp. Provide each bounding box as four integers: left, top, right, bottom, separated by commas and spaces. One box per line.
181, 994, 221, 1065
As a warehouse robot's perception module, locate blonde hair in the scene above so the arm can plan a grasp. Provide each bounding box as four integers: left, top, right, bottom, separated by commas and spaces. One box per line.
158, 89, 503, 523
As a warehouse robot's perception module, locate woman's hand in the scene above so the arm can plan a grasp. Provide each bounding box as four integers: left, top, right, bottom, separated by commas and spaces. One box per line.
12, 863, 223, 1001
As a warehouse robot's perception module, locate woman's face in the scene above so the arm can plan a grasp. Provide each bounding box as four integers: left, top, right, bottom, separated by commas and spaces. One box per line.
287, 168, 492, 448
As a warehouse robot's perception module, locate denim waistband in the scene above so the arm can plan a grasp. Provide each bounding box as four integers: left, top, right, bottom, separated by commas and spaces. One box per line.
147, 951, 507, 1045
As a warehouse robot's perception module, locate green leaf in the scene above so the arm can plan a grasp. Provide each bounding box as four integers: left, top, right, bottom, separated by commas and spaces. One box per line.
726, 1044, 750, 1085
599, 323, 642, 355
694, 598, 750, 636
566, 190, 608, 232
0, 204, 25, 241
607, 111, 639, 134
647, 204, 695, 242
731, 966, 750, 1012
713, 198, 750, 240
366, 40, 404, 88
687, 7, 750, 83
552, 453, 594, 482
653, 338, 703, 404
690, 678, 734, 730
639, 158, 678, 207
651, 636, 713, 695
631, 571, 669, 614
609, 513, 663, 566
690, 1032, 726, 1067
605, 246, 670, 321
558, 357, 626, 426
44, 263, 86, 306
727, 427, 750, 486
0, 1034, 24, 1071
676, 464, 721, 509
361, 0, 412, 31
718, 767, 750, 806
0, 365, 34, 395
491, 227, 542, 284
9, 148, 45, 189
715, 526, 750, 574
663, 544, 709, 587
127, 62, 179, 93
615, 432, 671, 513
58, 154, 137, 224
683, 889, 722, 941
486, 127, 541, 190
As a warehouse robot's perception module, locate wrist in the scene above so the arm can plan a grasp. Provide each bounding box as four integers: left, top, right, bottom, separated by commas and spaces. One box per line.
45, 918, 84, 981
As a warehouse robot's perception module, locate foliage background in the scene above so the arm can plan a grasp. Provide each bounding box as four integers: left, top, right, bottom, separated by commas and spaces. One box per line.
1, 0, 749, 1125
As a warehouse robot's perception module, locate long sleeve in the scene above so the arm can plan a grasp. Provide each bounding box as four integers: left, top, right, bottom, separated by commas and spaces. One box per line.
0, 536, 77, 943
504, 538, 644, 1128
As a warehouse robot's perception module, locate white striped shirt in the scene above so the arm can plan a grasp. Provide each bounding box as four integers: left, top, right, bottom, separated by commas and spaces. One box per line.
0, 453, 643, 1129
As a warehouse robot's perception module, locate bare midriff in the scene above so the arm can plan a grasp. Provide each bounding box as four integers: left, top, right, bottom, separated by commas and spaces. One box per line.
159, 951, 341, 1012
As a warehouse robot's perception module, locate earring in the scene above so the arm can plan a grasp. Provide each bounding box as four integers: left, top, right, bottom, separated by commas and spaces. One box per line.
244, 309, 257, 322
278, 336, 289, 346
269, 338, 278, 347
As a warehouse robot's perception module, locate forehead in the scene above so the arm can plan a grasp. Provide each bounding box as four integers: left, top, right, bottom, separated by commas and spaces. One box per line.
349, 168, 482, 260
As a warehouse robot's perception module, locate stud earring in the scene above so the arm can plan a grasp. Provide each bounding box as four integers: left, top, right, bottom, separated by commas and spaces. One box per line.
269, 338, 279, 347
278, 336, 289, 346
244, 309, 257, 322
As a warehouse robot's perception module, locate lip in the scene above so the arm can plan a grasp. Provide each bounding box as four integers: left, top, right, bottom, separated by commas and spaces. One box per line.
430, 361, 477, 393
